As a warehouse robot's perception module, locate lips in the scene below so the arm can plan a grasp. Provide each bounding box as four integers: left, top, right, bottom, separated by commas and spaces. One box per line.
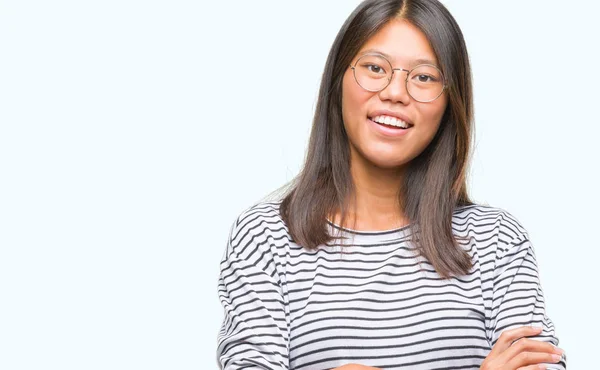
370, 115, 410, 129
367, 110, 414, 127
367, 116, 412, 137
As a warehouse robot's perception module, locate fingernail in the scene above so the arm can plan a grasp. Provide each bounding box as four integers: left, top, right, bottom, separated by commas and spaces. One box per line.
538, 365, 547, 370
551, 354, 561, 362
554, 347, 564, 355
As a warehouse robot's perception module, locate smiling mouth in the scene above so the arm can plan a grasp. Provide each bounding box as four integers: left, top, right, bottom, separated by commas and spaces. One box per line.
368, 116, 413, 130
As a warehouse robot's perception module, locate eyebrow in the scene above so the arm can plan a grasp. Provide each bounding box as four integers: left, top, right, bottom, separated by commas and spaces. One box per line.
358, 48, 439, 67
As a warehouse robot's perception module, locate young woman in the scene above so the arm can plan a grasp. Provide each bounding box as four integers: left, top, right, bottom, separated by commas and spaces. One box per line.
217, 0, 566, 369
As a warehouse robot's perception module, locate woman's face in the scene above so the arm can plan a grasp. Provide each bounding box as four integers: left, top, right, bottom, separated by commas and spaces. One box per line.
341, 19, 448, 170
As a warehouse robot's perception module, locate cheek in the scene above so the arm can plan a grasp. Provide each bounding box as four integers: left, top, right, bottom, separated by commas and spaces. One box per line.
433, 94, 449, 121
420, 96, 448, 131
341, 74, 370, 126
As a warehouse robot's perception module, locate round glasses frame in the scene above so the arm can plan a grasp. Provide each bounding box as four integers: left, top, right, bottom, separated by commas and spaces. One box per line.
349, 53, 447, 103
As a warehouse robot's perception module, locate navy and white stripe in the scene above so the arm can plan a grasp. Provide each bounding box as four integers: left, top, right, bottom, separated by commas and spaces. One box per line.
217, 201, 565, 369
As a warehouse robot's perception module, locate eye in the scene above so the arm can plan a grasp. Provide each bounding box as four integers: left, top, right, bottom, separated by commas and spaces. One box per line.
366, 64, 384, 74
359, 63, 387, 75
410, 73, 442, 85
416, 74, 434, 83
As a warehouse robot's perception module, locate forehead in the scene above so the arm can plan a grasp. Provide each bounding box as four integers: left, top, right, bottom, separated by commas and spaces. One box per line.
357, 19, 439, 68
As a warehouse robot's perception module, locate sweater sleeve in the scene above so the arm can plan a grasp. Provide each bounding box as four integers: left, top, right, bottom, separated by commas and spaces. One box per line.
216, 216, 290, 370
488, 229, 566, 369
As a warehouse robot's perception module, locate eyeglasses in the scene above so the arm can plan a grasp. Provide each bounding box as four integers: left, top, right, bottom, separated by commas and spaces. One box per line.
349, 53, 447, 103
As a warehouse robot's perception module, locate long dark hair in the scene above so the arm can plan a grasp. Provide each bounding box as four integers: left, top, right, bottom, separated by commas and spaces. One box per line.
277, 0, 475, 279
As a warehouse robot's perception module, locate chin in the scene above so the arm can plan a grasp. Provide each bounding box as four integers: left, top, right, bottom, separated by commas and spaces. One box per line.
363, 152, 411, 170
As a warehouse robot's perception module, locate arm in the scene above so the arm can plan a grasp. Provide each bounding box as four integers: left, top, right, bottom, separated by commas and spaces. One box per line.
217, 218, 289, 370
488, 230, 566, 369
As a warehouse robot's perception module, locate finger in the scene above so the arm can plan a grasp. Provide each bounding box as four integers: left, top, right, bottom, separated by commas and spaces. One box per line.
517, 365, 548, 370
507, 351, 563, 369
500, 338, 563, 364
489, 326, 543, 357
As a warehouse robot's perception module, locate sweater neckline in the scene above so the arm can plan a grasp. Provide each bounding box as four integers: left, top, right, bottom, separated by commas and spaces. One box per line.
325, 218, 411, 235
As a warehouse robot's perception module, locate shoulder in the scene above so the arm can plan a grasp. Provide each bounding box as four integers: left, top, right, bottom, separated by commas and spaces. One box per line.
226, 200, 289, 260
452, 203, 529, 243
230, 200, 287, 239
451, 203, 532, 264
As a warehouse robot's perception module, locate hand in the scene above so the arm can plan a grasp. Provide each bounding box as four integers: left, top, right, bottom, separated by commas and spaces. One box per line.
480, 326, 565, 369
332, 364, 381, 370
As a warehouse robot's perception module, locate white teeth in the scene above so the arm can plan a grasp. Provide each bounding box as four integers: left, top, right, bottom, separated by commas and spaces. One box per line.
371, 115, 409, 128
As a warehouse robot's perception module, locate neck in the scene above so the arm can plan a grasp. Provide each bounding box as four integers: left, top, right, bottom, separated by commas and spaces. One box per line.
333, 147, 410, 231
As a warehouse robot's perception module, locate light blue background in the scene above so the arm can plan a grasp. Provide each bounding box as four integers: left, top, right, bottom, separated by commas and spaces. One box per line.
1, 0, 597, 368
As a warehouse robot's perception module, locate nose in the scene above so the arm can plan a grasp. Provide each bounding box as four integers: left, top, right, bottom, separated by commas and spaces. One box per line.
378, 68, 411, 104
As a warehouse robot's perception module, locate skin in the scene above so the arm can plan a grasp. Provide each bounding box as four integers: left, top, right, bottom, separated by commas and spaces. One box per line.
330, 18, 565, 370
332, 19, 448, 231
480, 326, 564, 369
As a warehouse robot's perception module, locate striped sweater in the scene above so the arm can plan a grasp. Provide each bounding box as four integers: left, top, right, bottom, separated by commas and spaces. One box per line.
217, 201, 565, 369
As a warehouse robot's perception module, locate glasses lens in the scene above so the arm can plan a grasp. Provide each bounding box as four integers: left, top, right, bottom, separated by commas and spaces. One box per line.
407, 65, 444, 102
354, 55, 391, 91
